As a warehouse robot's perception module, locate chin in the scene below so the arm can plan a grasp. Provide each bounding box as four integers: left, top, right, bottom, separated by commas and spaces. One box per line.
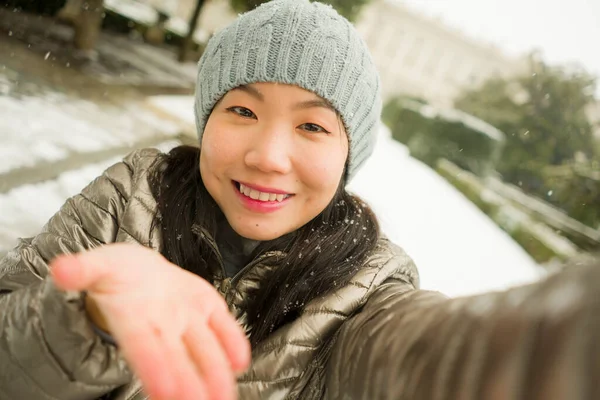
232, 222, 285, 241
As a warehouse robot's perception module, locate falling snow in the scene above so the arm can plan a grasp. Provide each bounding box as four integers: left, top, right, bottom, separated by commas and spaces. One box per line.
1, 93, 543, 297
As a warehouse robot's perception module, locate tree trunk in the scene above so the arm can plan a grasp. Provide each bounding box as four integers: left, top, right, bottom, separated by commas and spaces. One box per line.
178, 0, 206, 62
72, 0, 105, 51
56, 0, 84, 24
144, 12, 169, 45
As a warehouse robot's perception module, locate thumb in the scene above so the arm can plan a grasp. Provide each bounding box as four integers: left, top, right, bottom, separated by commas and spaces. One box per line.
50, 251, 109, 292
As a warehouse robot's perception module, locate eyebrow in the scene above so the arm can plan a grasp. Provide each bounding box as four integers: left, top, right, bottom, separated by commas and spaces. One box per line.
292, 99, 337, 113
233, 85, 337, 113
234, 85, 264, 100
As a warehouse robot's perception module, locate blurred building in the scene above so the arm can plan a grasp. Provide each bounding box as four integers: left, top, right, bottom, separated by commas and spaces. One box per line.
162, 0, 525, 107
168, 0, 236, 43
355, 0, 526, 106
140, 0, 598, 128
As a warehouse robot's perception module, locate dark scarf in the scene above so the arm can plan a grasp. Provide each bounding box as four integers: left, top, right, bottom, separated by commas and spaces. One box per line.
215, 216, 260, 277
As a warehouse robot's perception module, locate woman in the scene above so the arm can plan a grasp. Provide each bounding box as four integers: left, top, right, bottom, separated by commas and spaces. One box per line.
1, 1, 600, 399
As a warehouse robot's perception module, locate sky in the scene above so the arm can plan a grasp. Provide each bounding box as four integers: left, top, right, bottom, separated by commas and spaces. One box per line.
394, 0, 600, 96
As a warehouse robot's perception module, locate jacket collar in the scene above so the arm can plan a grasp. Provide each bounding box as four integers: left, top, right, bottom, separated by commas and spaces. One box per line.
191, 223, 285, 327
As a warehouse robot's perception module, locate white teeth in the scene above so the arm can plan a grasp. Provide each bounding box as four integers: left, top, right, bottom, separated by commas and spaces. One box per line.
238, 183, 289, 202
240, 183, 252, 196
258, 192, 270, 201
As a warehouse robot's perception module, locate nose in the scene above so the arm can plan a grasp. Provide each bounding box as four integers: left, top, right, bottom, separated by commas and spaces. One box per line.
244, 124, 293, 174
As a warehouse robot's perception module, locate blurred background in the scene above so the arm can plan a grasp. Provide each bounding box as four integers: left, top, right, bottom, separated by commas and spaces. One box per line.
0, 0, 598, 297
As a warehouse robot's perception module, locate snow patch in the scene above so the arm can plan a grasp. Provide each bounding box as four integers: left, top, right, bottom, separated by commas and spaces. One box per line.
147, 95, 196, 126
0, 142, 179, 252
0, 93, 180, 174
348, 125, 543, 297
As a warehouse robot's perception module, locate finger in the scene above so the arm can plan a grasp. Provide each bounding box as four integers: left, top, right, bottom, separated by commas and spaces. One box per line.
184, 322, 237, 400
114, 322, 177, 400
160, 328, 209, 400
209, 309, 252, 372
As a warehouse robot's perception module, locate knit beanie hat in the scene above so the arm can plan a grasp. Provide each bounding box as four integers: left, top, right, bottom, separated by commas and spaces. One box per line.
194, 0, 382, 182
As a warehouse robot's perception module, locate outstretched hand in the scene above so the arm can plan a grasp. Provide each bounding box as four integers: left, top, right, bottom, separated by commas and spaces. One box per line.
50, 243, 251, 400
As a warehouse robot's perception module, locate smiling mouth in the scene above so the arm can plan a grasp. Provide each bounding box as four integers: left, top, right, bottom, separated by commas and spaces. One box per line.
233, 181, 293, 202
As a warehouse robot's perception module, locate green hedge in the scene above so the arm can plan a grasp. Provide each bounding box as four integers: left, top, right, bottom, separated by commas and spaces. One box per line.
383, 97, 506, 176
543, 163, 600, 231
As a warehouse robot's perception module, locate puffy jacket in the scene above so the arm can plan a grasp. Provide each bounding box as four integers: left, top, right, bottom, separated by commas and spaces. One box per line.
1, 149, 599, 400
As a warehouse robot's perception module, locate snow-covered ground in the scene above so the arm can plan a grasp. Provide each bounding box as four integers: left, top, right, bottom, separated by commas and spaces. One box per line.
0, 90, 180, 174
0, 141, 180, 252
0, 157, 124, 249
348, 126, 544, 296
0, 93, 544, 297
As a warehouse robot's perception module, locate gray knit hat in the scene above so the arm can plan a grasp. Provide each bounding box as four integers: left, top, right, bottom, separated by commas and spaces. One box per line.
194, 0, 381, 181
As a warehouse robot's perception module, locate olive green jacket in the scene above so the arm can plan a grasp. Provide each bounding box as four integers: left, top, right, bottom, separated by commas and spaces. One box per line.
1, 149, 599, 400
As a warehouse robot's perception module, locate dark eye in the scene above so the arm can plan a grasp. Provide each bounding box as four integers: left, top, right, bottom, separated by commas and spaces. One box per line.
227, 106, 256, 119
299, 123, 331, 134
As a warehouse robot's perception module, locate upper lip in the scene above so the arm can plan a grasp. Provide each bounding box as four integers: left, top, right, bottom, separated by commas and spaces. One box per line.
236, 180, 292, 195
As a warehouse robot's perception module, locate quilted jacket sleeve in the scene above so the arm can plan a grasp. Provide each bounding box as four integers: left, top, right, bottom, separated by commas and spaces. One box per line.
326, 258, 600, 400
0, 150, 156, 400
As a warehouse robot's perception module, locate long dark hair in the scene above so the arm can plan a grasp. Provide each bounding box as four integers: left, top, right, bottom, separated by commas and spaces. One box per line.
149, 145, 380, 346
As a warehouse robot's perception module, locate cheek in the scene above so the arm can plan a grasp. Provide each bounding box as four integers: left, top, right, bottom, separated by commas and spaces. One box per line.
301, 145, 347, 195
201, 120, 241, 170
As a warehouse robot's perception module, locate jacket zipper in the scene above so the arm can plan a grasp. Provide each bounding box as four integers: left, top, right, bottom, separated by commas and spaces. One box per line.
218, 251, 278, 300
229, 251, 280, 288
194, 224, 281, 299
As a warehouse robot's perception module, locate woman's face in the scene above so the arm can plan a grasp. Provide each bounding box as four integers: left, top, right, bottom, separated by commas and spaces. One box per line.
200, 83, 348, 240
